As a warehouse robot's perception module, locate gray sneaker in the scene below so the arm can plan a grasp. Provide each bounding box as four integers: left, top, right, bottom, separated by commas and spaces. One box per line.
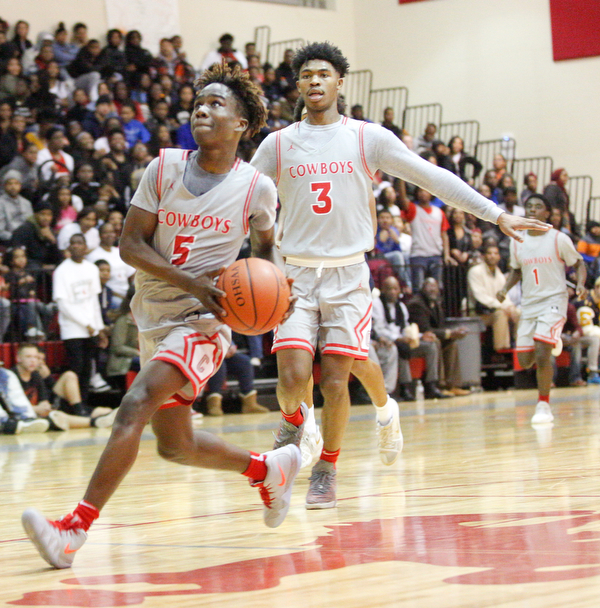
273, 402, 308, 450
306, 459, 337, 509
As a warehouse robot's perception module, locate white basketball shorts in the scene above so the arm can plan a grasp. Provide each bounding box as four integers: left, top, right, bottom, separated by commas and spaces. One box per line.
272, 262, 372, 360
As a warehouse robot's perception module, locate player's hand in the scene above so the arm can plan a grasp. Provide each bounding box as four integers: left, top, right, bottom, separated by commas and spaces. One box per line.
496, 289, 507, 303
497, 212, 550, 243
280, 278, 297, 324
444, 255, 458, 266
188, 267, 228, 319
576, 283, 588, 300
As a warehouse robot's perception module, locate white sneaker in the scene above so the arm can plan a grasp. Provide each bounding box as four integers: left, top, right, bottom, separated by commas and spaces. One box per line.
48, 410, 70, 431
551, 338, 563, 357
300, 424, 324, 469
531, 402, 554, 425
16, 418, 50, 434
21, 508, 88, 569
376, 398, 403, 465
250, 357, 261, 367
93, 408, 118, 429
89, 373, 111, 392
252, 444, 301, 528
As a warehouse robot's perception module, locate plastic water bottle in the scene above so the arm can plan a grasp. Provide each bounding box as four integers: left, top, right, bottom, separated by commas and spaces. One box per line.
416, 379, 424, 400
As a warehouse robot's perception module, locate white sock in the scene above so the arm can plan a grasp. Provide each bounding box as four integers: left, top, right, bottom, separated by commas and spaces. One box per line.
374, 395, 393, 425
303, 402, 317, 433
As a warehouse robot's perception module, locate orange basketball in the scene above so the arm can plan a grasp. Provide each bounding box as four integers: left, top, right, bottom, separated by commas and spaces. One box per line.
216, 258, 291, 336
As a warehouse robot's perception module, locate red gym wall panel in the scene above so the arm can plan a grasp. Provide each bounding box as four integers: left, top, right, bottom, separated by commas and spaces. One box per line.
550, 0, 600, 61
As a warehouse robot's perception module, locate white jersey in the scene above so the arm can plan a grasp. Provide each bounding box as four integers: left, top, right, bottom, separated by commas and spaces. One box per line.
251, 117, 503, 262
130, 149, 277, 333
510, 228, 581, 315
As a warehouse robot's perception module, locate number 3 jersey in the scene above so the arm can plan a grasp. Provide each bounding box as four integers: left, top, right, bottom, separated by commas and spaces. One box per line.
251, 116, 505, 262
509, 227, 581, 317
129, 149, 276, 333
252, 117, 375, 261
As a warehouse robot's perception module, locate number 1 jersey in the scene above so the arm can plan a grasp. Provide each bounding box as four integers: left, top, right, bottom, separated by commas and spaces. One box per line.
509, 228, 581, 316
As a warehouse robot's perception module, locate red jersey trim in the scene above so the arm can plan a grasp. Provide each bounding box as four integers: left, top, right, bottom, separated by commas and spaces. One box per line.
275, 130, 282, 186
358, 122, 374, 181
157, 149, 166, 201
243, 170, 260, 234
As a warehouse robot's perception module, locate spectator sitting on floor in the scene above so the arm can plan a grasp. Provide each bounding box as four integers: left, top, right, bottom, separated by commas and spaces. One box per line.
204, 340, 270, 416
0, 170, 33, 246
468, 243, 519, 353
10, 200, 62, 270
13, 343, 118, 427
407, 277, 470, 395
0, 366, 51, 434
371, 276, 447, 401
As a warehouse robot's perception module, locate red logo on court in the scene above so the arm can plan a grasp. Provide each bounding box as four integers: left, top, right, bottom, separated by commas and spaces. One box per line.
11, 511, 600, 606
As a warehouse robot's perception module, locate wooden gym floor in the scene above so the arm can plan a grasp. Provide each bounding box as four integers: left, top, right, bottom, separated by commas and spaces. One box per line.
2, 386, 600, 607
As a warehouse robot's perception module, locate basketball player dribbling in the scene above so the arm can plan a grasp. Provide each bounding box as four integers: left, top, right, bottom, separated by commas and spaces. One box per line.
251, 41, 551, 509
21, 64, 301, 570
497, 194, 587, 425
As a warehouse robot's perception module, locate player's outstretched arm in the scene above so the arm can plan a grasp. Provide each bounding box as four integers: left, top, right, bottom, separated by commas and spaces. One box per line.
497, 212, 550, 243
120, 205, 226, 317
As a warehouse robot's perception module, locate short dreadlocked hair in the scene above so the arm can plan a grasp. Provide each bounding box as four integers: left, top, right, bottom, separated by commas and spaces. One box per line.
291, 41, 350, 79
194, 62, 267, 138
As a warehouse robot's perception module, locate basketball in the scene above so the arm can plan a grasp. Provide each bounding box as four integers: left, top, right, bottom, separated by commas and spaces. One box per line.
216, 258, 291, 335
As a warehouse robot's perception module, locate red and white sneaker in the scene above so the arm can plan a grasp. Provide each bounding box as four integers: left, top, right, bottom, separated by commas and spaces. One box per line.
251, 444, 301, 528
21, 508, 87, 569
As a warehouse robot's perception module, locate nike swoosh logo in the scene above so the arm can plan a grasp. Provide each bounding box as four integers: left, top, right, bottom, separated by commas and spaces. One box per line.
64, 543, 79, 554
277, 464, 286, 486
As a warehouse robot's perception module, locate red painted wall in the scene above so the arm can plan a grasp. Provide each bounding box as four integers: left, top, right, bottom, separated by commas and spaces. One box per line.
550, 0, 600, 61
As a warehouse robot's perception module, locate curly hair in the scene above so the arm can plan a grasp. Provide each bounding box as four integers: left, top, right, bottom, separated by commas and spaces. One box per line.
194, 62, 266, 138
291, 41, 350, 79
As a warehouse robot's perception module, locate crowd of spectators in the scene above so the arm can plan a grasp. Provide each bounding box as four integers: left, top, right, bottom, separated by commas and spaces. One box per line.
1, 18, 599, 423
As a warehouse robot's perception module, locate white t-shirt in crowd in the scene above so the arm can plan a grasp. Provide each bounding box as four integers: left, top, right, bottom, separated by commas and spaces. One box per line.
57, 223, 100, 251
53, 258, 104, 339
87, 245, 136, 297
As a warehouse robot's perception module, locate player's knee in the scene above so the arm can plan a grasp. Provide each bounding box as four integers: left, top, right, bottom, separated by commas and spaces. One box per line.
319, 374, 349, 399
278, 365, 310, 393
517, 351, 534, 369
156, 442, 182, 463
